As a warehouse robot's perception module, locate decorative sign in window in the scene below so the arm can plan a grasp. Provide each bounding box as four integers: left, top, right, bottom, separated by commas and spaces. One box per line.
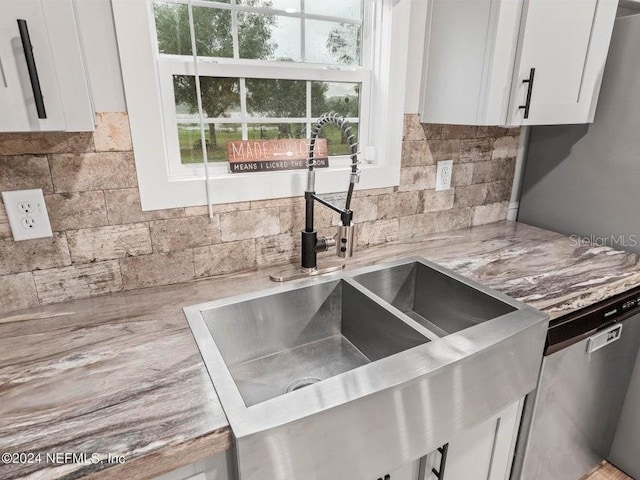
226, 138, 329, 173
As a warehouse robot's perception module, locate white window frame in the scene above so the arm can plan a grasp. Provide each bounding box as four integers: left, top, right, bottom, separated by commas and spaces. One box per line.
112, 0, 411, 211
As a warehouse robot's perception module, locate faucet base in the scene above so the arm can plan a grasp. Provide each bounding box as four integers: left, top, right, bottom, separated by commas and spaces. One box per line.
269, 264, 345, 283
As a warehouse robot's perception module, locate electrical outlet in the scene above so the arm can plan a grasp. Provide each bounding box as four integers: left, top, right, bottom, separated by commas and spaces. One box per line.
21, 217, 37, 229
435, 160, 453, 191
17, 201, 34, 214
1, 189, 53, 241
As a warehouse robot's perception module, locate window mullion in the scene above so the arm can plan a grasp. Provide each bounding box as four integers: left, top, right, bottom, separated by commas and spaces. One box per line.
158, 57, 370, 81
306, 80, 311, 138
240, 77, 248, 140
300, 0, 306, 63
176, 117, 358, 124
230, 0, 239, 59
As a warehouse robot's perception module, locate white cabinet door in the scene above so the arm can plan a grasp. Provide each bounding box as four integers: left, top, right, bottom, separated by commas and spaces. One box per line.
444, 419, 497, 479
508, 0, 618, 125
0, 1, 66, 131
420, 400, 524, 480
0, 0, 93, 132
382, 459, 422, 480
419, 0, 522, 125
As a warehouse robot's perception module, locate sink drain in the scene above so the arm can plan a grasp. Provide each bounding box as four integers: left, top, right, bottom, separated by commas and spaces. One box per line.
285, 377, 322, 393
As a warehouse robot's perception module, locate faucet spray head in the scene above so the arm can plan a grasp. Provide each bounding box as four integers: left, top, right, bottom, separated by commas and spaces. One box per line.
336, 223, 355, 258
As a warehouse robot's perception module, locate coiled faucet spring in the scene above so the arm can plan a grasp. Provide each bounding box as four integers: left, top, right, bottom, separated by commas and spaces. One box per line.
308, 112, 360, 210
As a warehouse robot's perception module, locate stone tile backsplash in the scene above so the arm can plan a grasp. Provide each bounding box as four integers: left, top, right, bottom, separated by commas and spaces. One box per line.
0, 113, 519, 312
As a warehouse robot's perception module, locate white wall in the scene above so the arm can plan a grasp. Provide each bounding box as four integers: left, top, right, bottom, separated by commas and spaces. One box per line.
74, 0, 127, 112
518, 14, 640, 255
618, 0, 640, 17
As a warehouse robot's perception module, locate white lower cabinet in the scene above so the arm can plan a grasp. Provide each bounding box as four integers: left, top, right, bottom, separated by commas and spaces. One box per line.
421, 399, 524, 480
369, 398, 524, 480
375, 458, 423, 480
156, 400, 523, 480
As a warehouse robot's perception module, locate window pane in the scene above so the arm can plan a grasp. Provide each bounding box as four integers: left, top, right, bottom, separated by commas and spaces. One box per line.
173, 76, 241, 119
177, 123, 242, 163
238, 13, 300, 61
246, 79, 306, 118
318, 123, 359, 156
311, 82, 360, 118
306, 20, 360, 65
305, 0, 362, 21
154, 5, 233, 58
193, 7, 233, 58
247, 123, 306, 140
154, 3, 191, 55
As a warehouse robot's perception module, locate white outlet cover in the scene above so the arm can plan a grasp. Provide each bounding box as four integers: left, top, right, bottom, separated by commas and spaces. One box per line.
2, 189, 53, 241
435, 160, 453, 191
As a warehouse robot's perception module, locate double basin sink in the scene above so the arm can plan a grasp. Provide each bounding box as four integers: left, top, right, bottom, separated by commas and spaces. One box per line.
185, 257, 548, 480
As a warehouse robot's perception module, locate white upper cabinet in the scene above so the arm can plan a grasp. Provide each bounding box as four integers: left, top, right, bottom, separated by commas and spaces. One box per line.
420, 0, 618, 126
0, 0, 94, 132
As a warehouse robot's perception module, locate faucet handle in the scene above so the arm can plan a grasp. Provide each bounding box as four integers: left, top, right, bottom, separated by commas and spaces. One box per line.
324, 236, 337, 250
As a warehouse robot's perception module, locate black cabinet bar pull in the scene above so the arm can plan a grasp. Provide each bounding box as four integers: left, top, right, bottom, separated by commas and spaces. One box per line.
432, 443, 449, 479
17, 19, 46, 119
518, 67, 535, 120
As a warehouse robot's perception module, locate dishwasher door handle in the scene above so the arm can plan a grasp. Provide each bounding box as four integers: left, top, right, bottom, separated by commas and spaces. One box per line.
587, 323, 623, 354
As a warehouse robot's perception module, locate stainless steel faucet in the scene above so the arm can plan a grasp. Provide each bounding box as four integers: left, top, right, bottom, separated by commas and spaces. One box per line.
270, 112, 360, 282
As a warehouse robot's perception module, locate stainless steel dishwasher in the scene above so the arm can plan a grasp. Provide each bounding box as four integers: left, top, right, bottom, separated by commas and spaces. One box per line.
512, 287, 640, 480
610, 344, 640, 478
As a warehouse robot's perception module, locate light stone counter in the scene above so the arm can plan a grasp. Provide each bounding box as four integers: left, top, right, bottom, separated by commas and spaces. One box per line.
1, 221, 639, 479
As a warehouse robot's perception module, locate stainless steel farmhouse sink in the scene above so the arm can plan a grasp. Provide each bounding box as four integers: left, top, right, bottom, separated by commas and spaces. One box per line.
198, 279, 433, 407
185, 257, 549, 480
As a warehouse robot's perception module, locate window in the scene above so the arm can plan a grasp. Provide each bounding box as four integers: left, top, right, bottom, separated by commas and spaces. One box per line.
112, 0, 411, 210
155, 0, 368, 177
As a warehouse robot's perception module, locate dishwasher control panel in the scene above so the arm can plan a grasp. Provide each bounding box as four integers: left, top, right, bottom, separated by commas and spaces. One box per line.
622, 298, 638, 312
600, 291, 640, 322
546, 286, 640, 355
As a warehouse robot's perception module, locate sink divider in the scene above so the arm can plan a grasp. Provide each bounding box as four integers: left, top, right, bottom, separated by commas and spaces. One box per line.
342, 277, 442, 343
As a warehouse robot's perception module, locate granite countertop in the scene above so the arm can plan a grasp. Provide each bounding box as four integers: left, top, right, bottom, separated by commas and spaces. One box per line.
2, 221, 640, 480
